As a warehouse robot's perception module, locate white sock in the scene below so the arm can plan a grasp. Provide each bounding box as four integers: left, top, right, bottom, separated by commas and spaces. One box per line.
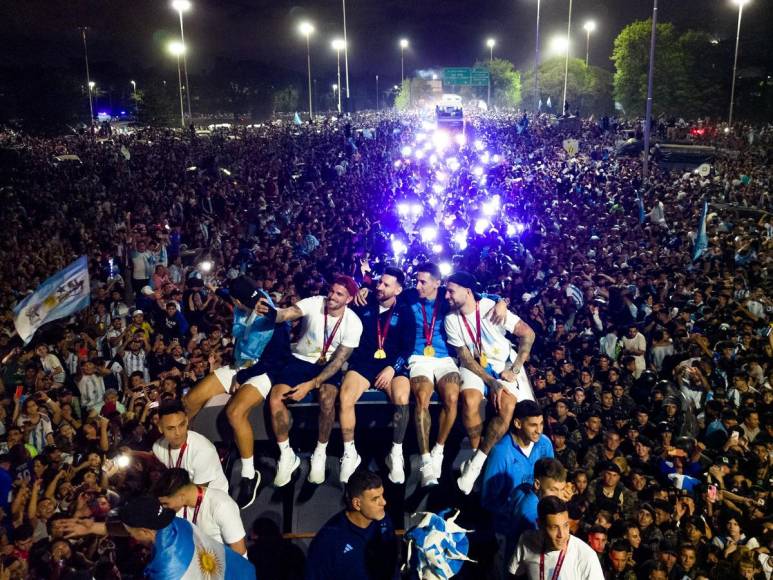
421, 453, 431, 465
470, 450, 488, 469
278, 440, 291, 454
314, 441, 328, 455
240, 456, 255, 479
432, 443, 445, 454
344, 440, 356, 454
391, 443, 402, 454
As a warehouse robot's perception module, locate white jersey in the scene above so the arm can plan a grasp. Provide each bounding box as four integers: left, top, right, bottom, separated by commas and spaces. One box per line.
77, 374, 106, 412
509, 531, 604, 579
152, 430, 229, 493
176, 487, 245, 546
444, 298, 522, 371
291, 296, 363, 364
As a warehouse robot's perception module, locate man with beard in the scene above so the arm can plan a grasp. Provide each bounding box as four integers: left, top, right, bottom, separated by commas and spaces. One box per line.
337, 268, 415, 484
443, 272, 536, 494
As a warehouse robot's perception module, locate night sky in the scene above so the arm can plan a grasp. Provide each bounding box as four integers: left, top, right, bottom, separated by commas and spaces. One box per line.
2, 0, 768, 86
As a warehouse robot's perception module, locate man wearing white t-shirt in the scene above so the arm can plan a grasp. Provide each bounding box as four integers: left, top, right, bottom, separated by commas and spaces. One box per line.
35, 344, 66, 387
444, 272, 536, 494
509, 496, 604, 580
153, 468, 247, 556
264, 276, 363, 487
151, 400, 229, 493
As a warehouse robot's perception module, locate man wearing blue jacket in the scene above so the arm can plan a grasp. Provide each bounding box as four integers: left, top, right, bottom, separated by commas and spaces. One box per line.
480, 400, 554, 579
305, 469, 397, 580
183, 276, 290, 509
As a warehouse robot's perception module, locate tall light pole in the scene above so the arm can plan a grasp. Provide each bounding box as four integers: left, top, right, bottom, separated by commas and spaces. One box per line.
341, 0, 351, 105
583, 20, 596, 67
486, 37, 496, 61
171, 0, 192, 122
486, 38, 496, 107
332, 38, 346, 114
130, 80, 137, 95
535, 0, 542, 110
168, 41, 187, 129
399, 38, 409, 83
376, 74, 379, 110
642, 0, 658, 182
79, 27, 94, 123
561, 0, 574, 115
299, 21, 315, 120
728, 0, 750, 128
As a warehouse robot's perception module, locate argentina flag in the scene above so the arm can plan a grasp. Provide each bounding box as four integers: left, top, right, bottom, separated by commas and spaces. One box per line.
145, 517, 256, 580
13, 255, 90, 344
636, 190, 646, 224
691, 199, 709, 262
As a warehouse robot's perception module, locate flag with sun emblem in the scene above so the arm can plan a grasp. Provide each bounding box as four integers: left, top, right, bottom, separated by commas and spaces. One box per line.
145, 517, 255, 579
13, 256, 90, 344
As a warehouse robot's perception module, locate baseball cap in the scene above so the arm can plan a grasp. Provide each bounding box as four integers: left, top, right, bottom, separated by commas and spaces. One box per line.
601, 461, 622, 475
447, 271, 480, 293
132, 309, 144, 317
331, 275, 359, 298
118, 496, 175, 530
229, 276, 262, 309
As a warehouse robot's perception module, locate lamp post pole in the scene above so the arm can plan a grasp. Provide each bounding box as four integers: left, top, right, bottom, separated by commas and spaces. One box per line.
80, 27, 94, 124
642, 0, 658, 182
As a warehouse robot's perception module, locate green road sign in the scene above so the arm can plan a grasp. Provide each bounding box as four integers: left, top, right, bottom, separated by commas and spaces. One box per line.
442, 67, 490, 86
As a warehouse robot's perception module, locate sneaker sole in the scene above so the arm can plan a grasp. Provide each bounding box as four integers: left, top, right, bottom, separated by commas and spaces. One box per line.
339, 455, 362, 483
307, 458, 326, 484
273, 456, 301, 488
239, 472, 261, 510
457, 476, 473, 495
386, 455, 405, 485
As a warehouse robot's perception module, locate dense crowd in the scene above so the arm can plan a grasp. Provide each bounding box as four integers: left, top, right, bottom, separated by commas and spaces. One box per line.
0, 109, 770, 580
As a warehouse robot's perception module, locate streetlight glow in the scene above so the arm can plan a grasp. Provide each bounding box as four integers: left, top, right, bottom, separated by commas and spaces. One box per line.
486, 38, 496, 48
549, 35, 569, 56
331, 38, 346, 51
88, 81, 95, 89
731, 0, 750, 5
583, 20, 597, 66
298, 21, 315, 37
583, 20, 596, 32
399, 38, 409, 49
171, 0, 191, 12
168, 41, 186, 56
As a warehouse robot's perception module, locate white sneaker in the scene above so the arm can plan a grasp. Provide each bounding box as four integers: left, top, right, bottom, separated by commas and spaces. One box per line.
430, 447, 444, 480
307, 450, 326, 484
339, 450, 361, 483
273, 450, 300, 487
385, 450, 405, 484
420, 461, 439, 487
457, 457, 482, 495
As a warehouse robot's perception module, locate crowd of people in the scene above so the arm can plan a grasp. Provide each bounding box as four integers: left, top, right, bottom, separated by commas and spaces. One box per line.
0, 108, 770, 579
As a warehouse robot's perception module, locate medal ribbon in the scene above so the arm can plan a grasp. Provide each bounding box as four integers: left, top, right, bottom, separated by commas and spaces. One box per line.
321, 306, 345, 362
376, 305, 395, 352
539, 547, 567, 580
458, 302, 483, 359
184, 485, 204, 524
421, 299, 439, 348
168, 441, 188, 469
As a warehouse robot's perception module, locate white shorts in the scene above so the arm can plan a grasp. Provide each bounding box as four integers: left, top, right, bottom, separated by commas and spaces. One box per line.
408, 355, 459, 383
213, 366, 272, 399
459, 366, 535, 402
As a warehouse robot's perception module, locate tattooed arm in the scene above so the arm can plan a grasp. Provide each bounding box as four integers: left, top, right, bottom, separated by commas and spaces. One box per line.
314, 345, 354, 386
508, 320, 535, 374
257, 301, 304, 324
456, 345, 499, 392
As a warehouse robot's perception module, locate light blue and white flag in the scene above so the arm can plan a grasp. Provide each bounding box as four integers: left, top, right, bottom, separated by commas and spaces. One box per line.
636, 190, 646, 224
145, 517, 255, 580
293, 112, 303, 126
13, 256, 90, 344
404, 509, 473, 579
691, 199, 709, 262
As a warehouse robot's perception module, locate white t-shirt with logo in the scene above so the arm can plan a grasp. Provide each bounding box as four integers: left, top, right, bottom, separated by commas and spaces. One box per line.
152, 430, 229, 493
291, 296, 363, 364
509, 531, 604, 579
177, 487, 245, 546
444, 298, 522, 371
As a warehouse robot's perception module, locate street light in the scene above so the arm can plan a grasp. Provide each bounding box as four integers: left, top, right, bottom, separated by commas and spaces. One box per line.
399, 38, 409, 83
171, 0, 192, 122
534, 0, 542, 111
549, 35, 569, 56
562, 0, 574, 115
583, 20, 596, 66
130, 80, 136, 94
728, 0, 751, 127
486, 38, 496, 61
79, 27, 94, 124
298, 21, 315, 120
167, 40, 187, 129
332, 38, 346, 114
341, 0, 351, 104
642, 0, 658, 182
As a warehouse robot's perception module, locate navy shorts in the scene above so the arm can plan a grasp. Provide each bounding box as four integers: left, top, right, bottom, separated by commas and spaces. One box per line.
346, 355, 409, 386
275, 357, 343, 388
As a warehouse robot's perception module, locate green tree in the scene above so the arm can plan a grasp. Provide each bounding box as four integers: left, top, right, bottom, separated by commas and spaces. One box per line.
611, 20, 724, 118
394, 79, 411, 111
476, 59, 522, 109
521, 58, 613, 116
136, 83, 178, 126
272, 86, 299, 113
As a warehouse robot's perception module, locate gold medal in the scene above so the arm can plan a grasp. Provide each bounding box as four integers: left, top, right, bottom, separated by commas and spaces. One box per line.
374, 349, 387, 359
424, 345, 436, 357
479, 353, 488, 368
